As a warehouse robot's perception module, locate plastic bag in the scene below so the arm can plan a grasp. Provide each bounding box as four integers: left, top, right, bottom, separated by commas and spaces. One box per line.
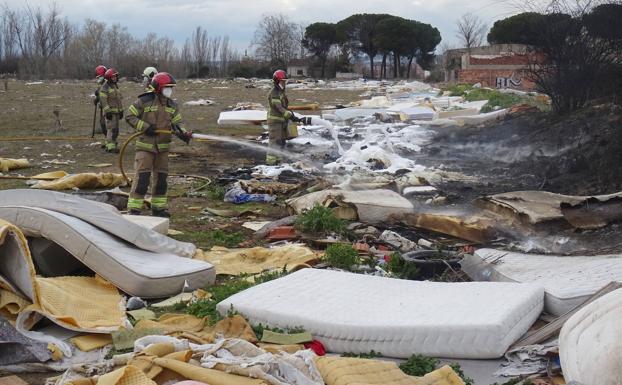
223, 182, 276, 204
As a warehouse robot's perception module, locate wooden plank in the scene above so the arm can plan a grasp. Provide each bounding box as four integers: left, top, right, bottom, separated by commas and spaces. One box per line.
511, 281, 622, 349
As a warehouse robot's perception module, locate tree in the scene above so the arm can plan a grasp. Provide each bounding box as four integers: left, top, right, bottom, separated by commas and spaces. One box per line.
524, 1, 622, 113
455, 13, 487, 50
336, 13, 391, 79
303, 22, 336, 78
252, 14, 298, 68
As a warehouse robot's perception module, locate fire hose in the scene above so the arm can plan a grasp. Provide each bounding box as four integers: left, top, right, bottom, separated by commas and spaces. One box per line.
118, 130, 212, 184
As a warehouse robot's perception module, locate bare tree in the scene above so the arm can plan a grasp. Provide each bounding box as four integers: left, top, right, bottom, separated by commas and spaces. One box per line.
455, 13, 487, 50
191, 26, 209, 76
252, 14, 298, 67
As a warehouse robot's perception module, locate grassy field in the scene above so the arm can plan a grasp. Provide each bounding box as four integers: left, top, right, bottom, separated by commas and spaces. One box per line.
0, 79, 361, 247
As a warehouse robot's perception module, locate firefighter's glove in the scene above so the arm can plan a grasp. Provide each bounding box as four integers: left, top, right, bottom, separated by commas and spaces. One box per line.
143, 125, 157, 136
177, 130, 192, 144
290, 115, 301, 123
119, 110, 124, 119
105, 112, 113, 120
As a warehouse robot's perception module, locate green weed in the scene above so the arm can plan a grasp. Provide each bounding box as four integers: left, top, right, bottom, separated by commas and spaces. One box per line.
399, 355, 440, 376
295, 204, 347, 235
206, 183, 227, 200
323, 244, 359, 270
386, 252, 420, 280
449, 363, 474, 385
341, 350, 383, 359
173, 229, 244, 249
179, 270, 286, 325
252, 324, 307, 340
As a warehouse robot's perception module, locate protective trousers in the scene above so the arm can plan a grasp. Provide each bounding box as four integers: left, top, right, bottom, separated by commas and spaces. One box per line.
99, 106, 107, 136
127, 150, 169, 211
267, 121, 287, 165
105, 113, 120, 151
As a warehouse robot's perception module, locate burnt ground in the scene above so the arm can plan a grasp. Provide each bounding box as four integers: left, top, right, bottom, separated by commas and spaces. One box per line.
420, 103, 622, 201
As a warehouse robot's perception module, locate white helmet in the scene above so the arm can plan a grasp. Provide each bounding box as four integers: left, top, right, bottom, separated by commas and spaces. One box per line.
142, 66, 158, 79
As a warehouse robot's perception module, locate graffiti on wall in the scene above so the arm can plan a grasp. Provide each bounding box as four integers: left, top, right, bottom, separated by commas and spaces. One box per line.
496, 72, 523, 89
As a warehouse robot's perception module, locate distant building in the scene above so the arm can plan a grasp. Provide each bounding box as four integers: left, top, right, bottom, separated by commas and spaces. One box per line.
443, 44, 540, 91
287, 58, 312, 78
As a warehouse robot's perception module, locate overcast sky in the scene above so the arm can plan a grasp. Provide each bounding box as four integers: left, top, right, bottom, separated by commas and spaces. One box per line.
25, 0, 524, 53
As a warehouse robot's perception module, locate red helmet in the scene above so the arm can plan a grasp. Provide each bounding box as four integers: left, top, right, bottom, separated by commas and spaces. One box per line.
273, 69, 288, 82
95, 65, 107, 78
150, 72, 176, 93
104, 68, 119, 81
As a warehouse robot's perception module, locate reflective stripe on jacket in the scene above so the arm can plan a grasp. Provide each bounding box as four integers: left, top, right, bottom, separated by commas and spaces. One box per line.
126, 92, 186, 153
267, 86, 291, 123
99, 82, 123, 114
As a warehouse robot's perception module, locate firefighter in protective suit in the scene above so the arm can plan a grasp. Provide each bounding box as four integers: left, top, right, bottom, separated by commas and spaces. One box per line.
266, 69, 301, 165
93, 65, 107, 137
142, 66, 158, 90
99, 68, 124, 152
125, 72, 192, 217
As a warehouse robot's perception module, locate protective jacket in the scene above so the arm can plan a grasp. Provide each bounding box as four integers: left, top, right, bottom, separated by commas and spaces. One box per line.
126, 92, 187, 153
267, 86, 292, 123
99, 82, 123, 114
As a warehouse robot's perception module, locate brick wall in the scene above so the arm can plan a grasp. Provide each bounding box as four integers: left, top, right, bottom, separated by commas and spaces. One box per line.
458, 69, 536, 91
469, 54, 531, 66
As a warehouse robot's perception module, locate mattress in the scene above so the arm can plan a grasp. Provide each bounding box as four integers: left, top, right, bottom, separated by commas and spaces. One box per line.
0, 189, 195, 258
217, 269, 544, 359
560, 288, 622, 385
461, 248, 622, 316
0, 206, 215, 298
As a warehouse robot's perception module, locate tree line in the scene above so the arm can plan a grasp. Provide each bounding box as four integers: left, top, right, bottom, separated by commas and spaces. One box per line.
298, 14, 441, 79
0, 4, 241, 79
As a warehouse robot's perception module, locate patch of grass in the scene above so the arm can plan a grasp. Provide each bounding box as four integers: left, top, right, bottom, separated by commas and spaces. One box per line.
491, 379, 528, 385
206, 183, 227, 200
252, 324, 307, 340
172, 229, 244, 249
180, 269, 286, 325
444, 83, 474, 97
399, 354, 475, 384
295, 204, 347, 235
449, 363, 474, 385
105, 347, 133, 359
341, 350, 383, 359
386, 252, 420, 280
323, 243, 359, 270
399, 355, 440, 376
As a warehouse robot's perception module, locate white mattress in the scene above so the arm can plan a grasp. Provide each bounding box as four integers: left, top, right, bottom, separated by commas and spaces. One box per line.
217, 110, 267, 125
560, 289, 622, 385
217, 269, 544, 359
0, 189, 195, 258
462, 248, 622, 316
0, 206, 215, 298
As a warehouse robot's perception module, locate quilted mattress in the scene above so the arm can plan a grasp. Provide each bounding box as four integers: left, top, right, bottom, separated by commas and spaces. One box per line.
461, 248, 622, 316
217, 269, 544, 359
0, 189, 195, 257
560, 288, 622, 385
0, 206, 215, 298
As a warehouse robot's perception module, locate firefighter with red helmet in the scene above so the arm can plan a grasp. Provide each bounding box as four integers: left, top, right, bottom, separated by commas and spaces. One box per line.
99, 68, 124, 152
266, 69, 300, 165
93, 65, 108, 137
125, 72, 192, 217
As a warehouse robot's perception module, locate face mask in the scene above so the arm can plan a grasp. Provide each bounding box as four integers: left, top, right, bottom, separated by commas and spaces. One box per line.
162, 87, 173, 98
278, 81, 286, 90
